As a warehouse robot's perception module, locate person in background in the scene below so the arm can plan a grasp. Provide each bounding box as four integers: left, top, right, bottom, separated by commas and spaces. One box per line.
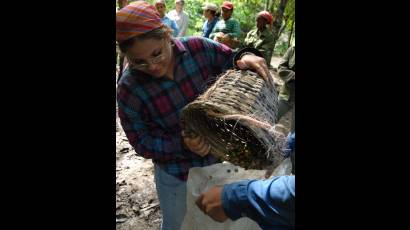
155, 0, 179, 37
167, 0, 189, 37
277, 46, 295, 132
201, 3, 219, 38
209, 1, 241, 49
243, 11, 275, 67
116, 2, 272, 229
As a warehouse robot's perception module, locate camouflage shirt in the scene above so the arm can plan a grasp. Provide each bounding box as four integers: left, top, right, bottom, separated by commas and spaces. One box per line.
278, 46, 295, 101
243, 28, 275, 65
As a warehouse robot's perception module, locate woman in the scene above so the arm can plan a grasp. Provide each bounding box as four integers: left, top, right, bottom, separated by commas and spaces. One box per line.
155, 0, 179, 37
243, 11, 275, 66
116, 2, 272, 229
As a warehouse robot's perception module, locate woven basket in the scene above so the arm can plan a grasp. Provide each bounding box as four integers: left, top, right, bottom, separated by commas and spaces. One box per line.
181, 70, 286, 170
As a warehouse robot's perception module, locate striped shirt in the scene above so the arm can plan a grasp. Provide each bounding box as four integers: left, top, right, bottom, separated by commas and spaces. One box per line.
209, 17, 241, 39
117, 37, 235, 181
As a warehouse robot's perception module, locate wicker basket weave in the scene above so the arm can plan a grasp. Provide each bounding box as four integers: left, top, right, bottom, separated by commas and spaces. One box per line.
181, 70, 286, 169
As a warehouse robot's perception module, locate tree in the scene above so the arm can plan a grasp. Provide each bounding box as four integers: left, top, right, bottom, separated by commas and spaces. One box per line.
265, 0, 270, 10
270, 0, 288, 50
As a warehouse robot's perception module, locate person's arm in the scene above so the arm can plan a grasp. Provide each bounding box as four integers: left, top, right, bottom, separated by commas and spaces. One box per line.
222, 176, 295, 229
277, 46, 295, 82
196, 176, 295, 229
201, 38, 270, 81
202, 21, 207, 37
243, 30, 254, 47
171, 20, 180, 37
178, 12, 189, 37
259, 32, 275, 66
117, 88, 186, 162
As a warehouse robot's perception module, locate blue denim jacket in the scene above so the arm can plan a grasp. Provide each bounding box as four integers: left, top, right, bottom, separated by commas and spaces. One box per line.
162, 16, 179, 37
202, 17, 219, 38
222, 176, 295, 230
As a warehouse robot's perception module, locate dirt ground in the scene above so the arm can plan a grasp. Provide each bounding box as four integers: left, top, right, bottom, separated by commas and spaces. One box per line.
115, 56, 292, 230
116, 115, 162, 230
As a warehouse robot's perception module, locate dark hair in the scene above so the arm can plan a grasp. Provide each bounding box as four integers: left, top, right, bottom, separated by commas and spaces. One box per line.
118, 26, 172, 53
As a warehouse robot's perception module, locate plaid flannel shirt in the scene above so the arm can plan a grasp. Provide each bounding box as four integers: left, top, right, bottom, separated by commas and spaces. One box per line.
117, 37, 235, 180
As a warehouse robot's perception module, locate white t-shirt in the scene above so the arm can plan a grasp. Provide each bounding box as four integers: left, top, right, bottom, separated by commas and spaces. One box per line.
167, 10, 189, 37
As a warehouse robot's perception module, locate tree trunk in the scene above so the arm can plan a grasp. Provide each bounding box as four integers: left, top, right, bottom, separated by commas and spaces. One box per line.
278, 17, 288, 37
288, 20, 295, 48
265, 0, 270, 11
270, 0, 289, 54
268, 0, 277, 12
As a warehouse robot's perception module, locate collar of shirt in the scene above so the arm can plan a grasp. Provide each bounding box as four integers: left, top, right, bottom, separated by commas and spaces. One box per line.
209, 17, 218, 24
251, 28, 270, 39
172, 38, 187, 56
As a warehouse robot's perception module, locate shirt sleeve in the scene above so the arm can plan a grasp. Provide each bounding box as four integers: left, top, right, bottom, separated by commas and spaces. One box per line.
243, 30, 254, 47
200, 37, 235, 72
222, 176, 295, 230
117, 85, 186, 163
171, 20, 180, 37
278, 46, 295, 82
260, 32, 275, 64
202, 21, 207, 37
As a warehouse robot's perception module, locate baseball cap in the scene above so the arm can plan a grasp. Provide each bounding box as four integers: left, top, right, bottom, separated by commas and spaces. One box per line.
202, 3, 218, 11
221, 1, 234, 10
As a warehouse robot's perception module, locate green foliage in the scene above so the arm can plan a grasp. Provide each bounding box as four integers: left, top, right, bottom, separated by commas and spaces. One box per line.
126, 0, 294, 52
146, 0, 269, 36
273, 39, 288, 56
284, 0, 295, 30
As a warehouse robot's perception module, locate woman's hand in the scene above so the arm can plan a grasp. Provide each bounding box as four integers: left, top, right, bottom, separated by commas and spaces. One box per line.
182, 131, 211, 157
236, 54, 274, 86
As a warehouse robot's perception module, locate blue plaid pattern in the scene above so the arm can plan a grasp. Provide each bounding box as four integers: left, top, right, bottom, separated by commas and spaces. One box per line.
117, 37, 235, 180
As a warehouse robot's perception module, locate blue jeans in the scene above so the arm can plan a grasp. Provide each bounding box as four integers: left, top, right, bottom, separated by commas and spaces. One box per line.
154, 164, 187, 230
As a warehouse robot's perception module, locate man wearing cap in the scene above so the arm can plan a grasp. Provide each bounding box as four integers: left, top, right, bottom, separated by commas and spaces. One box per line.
167, 0, 189, 37
201, 3, 219, 38
155, 0, 179, 37
243, 11, 276, 67
209, 1, 241, 49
